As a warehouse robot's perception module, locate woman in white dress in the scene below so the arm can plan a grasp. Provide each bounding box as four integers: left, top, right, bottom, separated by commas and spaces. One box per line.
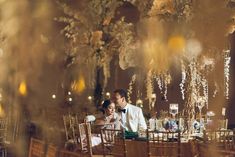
95, 99, 120, 130
92, 100, 120, 153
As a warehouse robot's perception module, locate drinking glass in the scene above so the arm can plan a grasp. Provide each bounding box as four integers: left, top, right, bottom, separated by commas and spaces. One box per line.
196, 97, 205, 121
169, 104, 179, 118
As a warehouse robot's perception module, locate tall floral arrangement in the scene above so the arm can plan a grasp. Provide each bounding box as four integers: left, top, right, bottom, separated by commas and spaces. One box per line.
56, 0, 124, 90
56, 0, 235, 114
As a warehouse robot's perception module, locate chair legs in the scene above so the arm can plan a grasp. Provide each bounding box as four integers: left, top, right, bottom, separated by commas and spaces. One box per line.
0, 148, 7, 157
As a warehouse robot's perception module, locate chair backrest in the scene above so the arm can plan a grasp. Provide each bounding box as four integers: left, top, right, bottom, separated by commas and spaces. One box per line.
203, 129, 233, 143
59, 150, 81, 157
219, 119, 228, 130
78, 122, 92, 156
63, 114, 79, 143
198, 142, 235, 157
0, 118, 8, 144
45, 144, 58, 157
232, 130, 235, 150
147, 130, 181, 157
28, 138, 46, 157
100, 128, 127, 157
203, 129, 235, 152
103, 123, 115, 130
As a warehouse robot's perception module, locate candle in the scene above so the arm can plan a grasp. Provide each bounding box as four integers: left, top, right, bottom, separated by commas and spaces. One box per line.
222, 107, 226, 116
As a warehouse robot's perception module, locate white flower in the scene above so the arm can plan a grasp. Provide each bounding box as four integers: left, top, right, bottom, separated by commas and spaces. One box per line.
85, 115, 96, 122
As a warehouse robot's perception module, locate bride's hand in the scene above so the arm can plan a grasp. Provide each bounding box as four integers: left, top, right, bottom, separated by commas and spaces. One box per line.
109, 118, 116, 123
106, 115, 115, 123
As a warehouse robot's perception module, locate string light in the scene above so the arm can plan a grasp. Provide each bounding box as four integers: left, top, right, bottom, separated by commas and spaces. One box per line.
68, 97, 72, 102
19, 81, 27, 96
52, 94, 56, 99
88, 96, 92, 101
105, 92, 110, 99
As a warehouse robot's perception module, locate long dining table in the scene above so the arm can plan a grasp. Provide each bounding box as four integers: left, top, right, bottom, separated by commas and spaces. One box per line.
122, 139, 196, 157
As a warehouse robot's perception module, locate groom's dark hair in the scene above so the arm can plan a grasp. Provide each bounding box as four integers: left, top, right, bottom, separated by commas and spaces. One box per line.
114, 89, 128, 101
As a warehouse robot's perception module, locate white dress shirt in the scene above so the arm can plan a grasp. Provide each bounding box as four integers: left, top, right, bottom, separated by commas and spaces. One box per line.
120, 105, 128, 130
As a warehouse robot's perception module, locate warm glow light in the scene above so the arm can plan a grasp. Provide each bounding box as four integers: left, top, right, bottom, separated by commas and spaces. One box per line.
106, 92, 110, 96
142, 39, 169, 74
0, 104, 5, 118
68, 97, 72, 102
168, 35, 185, 53
52, 94, 56, 99
68, 91, 71, 95
18, 81, 27, 96
71, 76, 86, 94
136, 99, 143, 108
88, 96, 92, 100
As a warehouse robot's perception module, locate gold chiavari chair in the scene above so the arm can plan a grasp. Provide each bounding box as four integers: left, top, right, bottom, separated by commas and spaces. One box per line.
78, 122, 92, 156
63, 114, 79, 144
100, 128, 127, 157
28, 138, 46, 157
198, 129, 235, 157
46, 144, 58, 157
223, 129, 235, 151
198, 142, 235, 157
147, 130, 181, 157
203, 129, 234, 148
0, 118, 8, 157
219, 119, 228, 130
231, 130, 235, 150
59, 150, 81, 157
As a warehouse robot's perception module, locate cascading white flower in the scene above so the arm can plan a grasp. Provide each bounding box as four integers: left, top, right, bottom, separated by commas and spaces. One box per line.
180, 60, 186, 100
201, 78, 208, 109
212, 82, 218, 98
127, 74, 137, 104
154, 72, 171, 101
146, 70, 154, 110
163, 73, 171, 101
155, 75, 163, 94
224, 50, 231, 99
200, 56, 215, 71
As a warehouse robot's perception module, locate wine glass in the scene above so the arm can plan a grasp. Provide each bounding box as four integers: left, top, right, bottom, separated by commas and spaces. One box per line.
151, 93, 156, 108
196, 97, 206, 133
169, 104, 179, 119
196, 97, 205, 121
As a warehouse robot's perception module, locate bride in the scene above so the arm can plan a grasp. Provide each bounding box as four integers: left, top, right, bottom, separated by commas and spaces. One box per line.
95, 99, 120, 129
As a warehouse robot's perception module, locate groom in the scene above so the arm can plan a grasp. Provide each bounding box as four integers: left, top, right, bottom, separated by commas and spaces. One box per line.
113, 89, 147, 132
